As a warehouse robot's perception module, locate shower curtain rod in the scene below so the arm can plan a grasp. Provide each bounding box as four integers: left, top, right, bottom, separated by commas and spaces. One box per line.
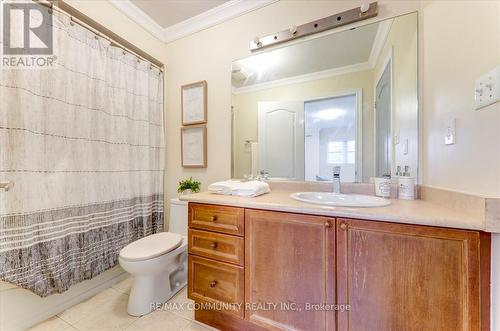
34, 0, 165, 71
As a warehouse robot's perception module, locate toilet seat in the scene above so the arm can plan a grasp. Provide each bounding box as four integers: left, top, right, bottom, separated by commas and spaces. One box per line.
119, 232, 183, 262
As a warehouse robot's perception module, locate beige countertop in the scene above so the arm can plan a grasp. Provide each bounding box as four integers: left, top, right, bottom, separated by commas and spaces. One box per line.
180, 190, 489, 232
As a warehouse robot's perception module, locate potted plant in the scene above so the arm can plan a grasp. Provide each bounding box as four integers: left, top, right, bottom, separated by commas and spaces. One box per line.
177, 177, 201, 196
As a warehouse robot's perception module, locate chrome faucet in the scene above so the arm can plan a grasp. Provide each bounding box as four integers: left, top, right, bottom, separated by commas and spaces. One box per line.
332, 166, 341, 193
243, 170, 269, 182
256, 170, 269, 182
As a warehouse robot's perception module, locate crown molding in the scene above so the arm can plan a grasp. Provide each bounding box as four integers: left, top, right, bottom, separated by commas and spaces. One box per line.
110, 0, 278, 44
232, 61, 372, 95
109, 0, 166, 41
163, 0, 278, 43
368, 18, 393, 68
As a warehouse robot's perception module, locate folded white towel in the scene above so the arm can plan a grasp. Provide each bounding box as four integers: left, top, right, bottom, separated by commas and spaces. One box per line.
208, 180, 240, 195
208, 180, 270, 197
231, 180, 270, 197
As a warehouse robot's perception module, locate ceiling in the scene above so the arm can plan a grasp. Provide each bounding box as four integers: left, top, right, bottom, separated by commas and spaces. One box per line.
232, 20, 384, 89
130, 0, 229, 28
111, 0, 275, 43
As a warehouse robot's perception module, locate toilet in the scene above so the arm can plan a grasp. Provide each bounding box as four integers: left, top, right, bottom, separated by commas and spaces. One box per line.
119, 198, 188, 316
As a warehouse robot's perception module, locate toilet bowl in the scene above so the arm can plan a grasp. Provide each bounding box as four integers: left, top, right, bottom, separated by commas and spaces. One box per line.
119, 198, 188, 316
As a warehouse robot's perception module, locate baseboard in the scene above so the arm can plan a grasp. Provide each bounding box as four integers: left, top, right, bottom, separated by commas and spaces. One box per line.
0, 266, 127, 331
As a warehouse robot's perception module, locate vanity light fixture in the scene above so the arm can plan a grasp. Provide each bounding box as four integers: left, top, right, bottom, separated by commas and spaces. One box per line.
360, 2, 371, 13
250, 2, 378, 51
253, 37, 262, 48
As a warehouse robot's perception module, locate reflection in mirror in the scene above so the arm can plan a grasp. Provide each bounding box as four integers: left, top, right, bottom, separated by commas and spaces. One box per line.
305, 93, 360, 182
231, 12, 418, 183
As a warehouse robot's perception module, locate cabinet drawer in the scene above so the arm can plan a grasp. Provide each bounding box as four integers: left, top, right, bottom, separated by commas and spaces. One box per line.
189, 203, 244, 236
188, 255, 244, 317
188, 229, 244, 266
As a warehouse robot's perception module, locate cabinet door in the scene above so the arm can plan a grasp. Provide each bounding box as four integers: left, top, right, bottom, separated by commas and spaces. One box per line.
336, 218, 489, 331
245, 209, 335, 331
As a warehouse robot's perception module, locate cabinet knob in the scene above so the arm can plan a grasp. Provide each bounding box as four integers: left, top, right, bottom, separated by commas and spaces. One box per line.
210, 242, 218, 249
210, 215, 218, 222
209, 280, 218, 288
340, 222, 348, 230
325, 221, 332, 228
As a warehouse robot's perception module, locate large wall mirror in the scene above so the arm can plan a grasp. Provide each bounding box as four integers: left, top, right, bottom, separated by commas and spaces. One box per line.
231, 12, 418, 183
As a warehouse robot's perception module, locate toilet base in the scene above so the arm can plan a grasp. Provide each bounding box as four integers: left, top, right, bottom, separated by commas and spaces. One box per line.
120, 243, 188, 317
127, 262, 187, 316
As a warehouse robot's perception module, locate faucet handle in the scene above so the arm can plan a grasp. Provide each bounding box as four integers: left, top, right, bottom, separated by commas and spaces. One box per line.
258, 170, 269, 181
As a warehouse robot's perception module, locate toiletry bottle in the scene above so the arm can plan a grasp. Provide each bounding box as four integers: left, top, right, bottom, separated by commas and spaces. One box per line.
395, 166, 402, 177
398, 166, 415, 200
375, 174, 391, 198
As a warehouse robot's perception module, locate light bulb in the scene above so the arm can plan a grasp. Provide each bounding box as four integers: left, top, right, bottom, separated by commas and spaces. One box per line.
360, 2, 370, 13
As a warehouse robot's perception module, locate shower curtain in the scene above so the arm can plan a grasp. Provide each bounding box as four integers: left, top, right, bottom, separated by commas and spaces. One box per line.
0, 9, 164, 296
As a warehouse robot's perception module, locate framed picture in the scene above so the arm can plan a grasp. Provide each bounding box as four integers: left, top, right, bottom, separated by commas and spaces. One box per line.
181, 80, 207, 125
181, 124, 207, 168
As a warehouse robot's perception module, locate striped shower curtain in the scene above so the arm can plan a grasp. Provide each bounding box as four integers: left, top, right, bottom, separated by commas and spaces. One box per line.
0, 8, 164, 296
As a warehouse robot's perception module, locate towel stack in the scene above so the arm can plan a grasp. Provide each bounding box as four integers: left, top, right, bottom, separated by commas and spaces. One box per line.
208, 180, 270, 197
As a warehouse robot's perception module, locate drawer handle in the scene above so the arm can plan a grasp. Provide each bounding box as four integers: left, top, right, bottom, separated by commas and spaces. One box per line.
340, 222, 348, 230
210, 215, 218, 222
209, 280, 218, 288
210, 242, 218, 249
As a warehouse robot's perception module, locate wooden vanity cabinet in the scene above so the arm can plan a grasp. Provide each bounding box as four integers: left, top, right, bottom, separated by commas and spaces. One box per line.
245, 209, 336, 331
336, 218, 490, 331
187, 203, 246, 318
188, 203, 491, 331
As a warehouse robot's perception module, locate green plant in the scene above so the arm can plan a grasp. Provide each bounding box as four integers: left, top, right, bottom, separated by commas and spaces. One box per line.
177, 177, 201, 193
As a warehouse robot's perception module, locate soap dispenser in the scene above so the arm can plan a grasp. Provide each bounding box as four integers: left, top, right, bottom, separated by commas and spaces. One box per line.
375, 174, 392, 198
398, 166, 415, 200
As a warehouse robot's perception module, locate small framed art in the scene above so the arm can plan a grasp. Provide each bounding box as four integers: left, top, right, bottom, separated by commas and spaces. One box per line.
181, 124, 207, 168
181, 80, 207, 125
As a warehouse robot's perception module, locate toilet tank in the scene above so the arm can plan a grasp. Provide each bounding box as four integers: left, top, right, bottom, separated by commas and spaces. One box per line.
169, 198, 188, 236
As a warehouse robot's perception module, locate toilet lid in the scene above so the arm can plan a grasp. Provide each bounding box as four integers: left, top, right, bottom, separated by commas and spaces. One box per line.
119, 232, 183, 261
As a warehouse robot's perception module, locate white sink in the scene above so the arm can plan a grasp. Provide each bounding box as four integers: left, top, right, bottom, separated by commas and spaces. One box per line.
290, 192, 391, 208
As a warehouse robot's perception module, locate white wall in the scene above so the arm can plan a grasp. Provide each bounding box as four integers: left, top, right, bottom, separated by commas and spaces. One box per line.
65, 0, 167, 63
421, 0, 500, 198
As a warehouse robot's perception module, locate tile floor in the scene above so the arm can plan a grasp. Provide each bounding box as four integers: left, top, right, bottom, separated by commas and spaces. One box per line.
28, 277, 217, 331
